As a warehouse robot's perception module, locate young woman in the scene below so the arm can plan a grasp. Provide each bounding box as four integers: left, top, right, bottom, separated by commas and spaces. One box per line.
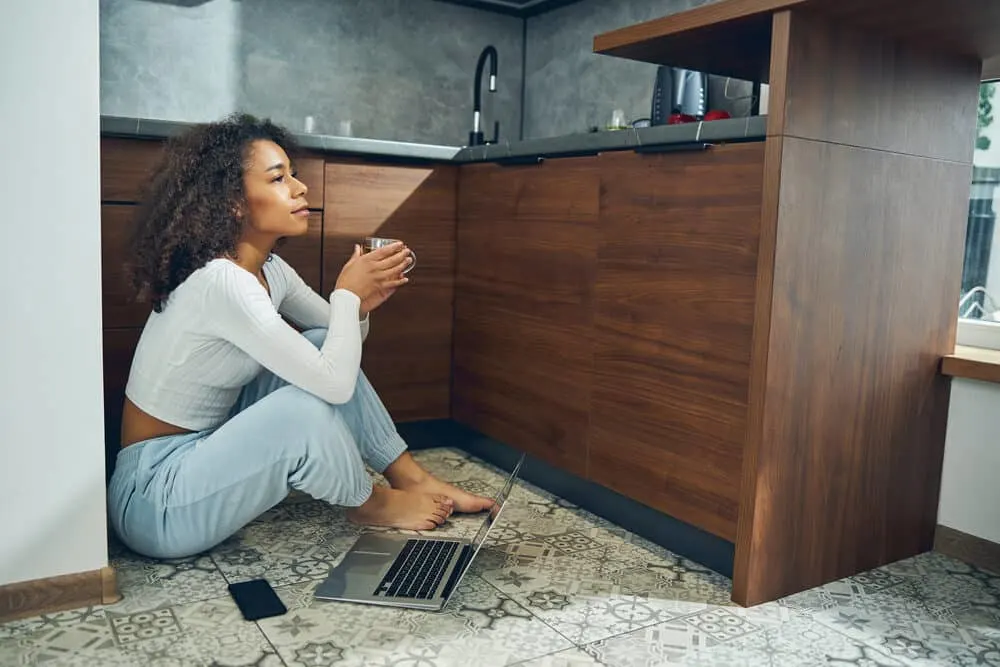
107, 113, 492, 560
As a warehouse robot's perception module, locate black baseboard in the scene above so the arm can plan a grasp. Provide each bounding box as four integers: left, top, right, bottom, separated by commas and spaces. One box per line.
396, 419, 735, 578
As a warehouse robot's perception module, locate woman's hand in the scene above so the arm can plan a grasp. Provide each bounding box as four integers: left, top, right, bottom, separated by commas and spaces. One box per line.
359, 284, 398, 317
335, 242, 411, 314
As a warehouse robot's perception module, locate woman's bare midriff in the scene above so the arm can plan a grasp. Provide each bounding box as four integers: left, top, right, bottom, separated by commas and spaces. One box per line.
120, 398, 194, 448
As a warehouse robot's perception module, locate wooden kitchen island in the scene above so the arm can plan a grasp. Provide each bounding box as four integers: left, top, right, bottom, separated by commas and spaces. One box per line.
590, 0, 1000, 606
98, 0, 998, 611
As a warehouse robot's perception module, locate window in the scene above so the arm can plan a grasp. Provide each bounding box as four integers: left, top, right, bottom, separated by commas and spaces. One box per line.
958, 81, 1000, 349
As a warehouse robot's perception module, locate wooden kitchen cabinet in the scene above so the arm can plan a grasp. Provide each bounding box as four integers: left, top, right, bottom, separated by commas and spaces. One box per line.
323, 161, 458, 422
101, 138, 165, 202
100, 137, 327, 206
276, 212, 323, 293
101, 206, 322, 329
589, 145, 765, 542
592, 0, 982, 605
102, 204, 153, 329
451, 146, 764, 528
453, 158, 599, 477
102, 327, 142, 478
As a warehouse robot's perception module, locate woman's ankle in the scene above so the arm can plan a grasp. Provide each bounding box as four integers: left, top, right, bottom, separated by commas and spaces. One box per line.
382, 452, 429, 488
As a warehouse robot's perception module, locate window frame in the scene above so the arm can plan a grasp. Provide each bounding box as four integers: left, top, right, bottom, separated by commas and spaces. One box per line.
957, 317, 1000, 349
957, 78, 1000, 351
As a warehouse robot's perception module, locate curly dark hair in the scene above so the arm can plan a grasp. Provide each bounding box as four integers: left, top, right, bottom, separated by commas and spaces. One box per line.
127, 112, 299, 312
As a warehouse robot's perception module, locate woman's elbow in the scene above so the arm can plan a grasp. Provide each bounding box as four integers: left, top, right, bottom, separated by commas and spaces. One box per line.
320, 375, 358, 405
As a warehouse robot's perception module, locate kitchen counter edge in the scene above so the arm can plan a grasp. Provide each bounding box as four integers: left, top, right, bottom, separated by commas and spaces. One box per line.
101, 115, 767, 164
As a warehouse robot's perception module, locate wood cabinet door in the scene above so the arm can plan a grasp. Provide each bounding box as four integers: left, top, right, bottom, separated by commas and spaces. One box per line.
588, 144, 766, 541
453, 158, 599, 477
102, 204, 151, 329
101, 137, 165, 203
276, 211, 323, 293
101, 137, 326, 208
322, 161, 457, 422
103, 328, 142, 479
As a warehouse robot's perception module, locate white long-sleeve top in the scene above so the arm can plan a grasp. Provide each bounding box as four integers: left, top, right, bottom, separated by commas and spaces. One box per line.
125, 254, 369, 431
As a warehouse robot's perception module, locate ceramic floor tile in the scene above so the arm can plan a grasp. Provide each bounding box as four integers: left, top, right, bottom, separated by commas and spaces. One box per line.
0, 606, 110, 641
258, 575, 571, 666
110, 595, 280, 666
516, 647, 606, 666
580, 601, 801, 666
5, 449, 997, 666
257, 494, 348, 524
951, 599, 1000, 645
801, 578, 1000, 665
108, 547, 233, 614
0, 595, 279, 667
211, 515, 357, 589
481, 549, 716, 645
882, 551, 986, 580
0, 609, 122, 666
680, 612, 906, 667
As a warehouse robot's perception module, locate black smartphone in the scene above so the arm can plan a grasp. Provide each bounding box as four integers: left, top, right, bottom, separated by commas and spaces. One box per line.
227, 579, 287, 621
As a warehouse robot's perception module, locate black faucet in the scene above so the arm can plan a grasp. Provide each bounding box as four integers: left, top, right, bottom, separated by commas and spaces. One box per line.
470, 45, 499, 147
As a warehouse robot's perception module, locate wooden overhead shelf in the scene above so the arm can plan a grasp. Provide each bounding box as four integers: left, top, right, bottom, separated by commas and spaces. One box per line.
594, 0, 1000, 81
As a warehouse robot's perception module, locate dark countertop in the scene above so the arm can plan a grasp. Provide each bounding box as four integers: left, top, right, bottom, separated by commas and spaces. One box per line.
101, 115, 767, 164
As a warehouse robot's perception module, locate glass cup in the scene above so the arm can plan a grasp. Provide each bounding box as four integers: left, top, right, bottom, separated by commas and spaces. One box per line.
362, 237, 416, 274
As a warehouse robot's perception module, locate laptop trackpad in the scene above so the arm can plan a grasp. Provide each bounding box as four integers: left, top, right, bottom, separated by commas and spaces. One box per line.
335, 534, 403, 574
338, 550, 393, 575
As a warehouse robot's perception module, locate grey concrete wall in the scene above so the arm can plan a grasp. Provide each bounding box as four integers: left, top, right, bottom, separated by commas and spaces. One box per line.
100, 0, 523, 146
524, 0, 754, 139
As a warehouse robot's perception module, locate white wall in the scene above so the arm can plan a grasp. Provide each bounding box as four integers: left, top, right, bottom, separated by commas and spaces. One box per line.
938, 379, 1000, 545
0, 0, 107, 585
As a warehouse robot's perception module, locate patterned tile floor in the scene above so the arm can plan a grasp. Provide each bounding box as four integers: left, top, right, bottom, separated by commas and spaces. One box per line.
2, 448, 999, 666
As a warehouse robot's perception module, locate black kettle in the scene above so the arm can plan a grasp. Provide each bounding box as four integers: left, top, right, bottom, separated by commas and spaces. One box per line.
651, 66, 708, 125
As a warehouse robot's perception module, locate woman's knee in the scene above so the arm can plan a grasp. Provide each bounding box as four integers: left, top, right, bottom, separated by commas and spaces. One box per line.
271, 384, 341, 429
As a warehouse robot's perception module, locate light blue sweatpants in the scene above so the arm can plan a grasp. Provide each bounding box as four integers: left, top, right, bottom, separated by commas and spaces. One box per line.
107, 328, 408, 559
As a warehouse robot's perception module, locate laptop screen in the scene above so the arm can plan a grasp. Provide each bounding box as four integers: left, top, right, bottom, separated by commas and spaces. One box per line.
470, 454, 524, 549
440, 454, 526, 600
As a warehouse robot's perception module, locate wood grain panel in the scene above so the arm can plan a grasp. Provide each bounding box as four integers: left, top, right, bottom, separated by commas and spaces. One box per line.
103, 207, 322, 330
101, 137, 325, 207
101, 137, 165, 202
780, 10, 980, 162
1, 567, 119, 624
101, 204, 151, 329
276, 211, 323, 293
733, 6, 981, 605
734, 133, 786, 592
293, 156, 325, 210
589, 145, 765, 541
734, 137, 971, 605
453, 158, 599, 476
323, 161, 457, 422
103, 328, 142, 478
594, 0, 1000, 82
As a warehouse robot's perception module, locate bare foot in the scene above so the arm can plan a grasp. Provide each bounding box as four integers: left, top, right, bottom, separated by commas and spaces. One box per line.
382, 452, 494, 514
395, 475, 495, 514
346, 486, 454, 531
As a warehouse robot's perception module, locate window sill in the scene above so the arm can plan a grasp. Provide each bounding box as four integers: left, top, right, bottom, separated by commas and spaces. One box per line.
941, 345, 1000, 384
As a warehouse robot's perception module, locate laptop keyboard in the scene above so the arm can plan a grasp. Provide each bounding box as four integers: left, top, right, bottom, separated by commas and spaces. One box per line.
374, 539, 459, 600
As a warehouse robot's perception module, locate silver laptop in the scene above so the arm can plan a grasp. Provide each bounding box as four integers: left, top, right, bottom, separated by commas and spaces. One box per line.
314, 454, 525, 611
